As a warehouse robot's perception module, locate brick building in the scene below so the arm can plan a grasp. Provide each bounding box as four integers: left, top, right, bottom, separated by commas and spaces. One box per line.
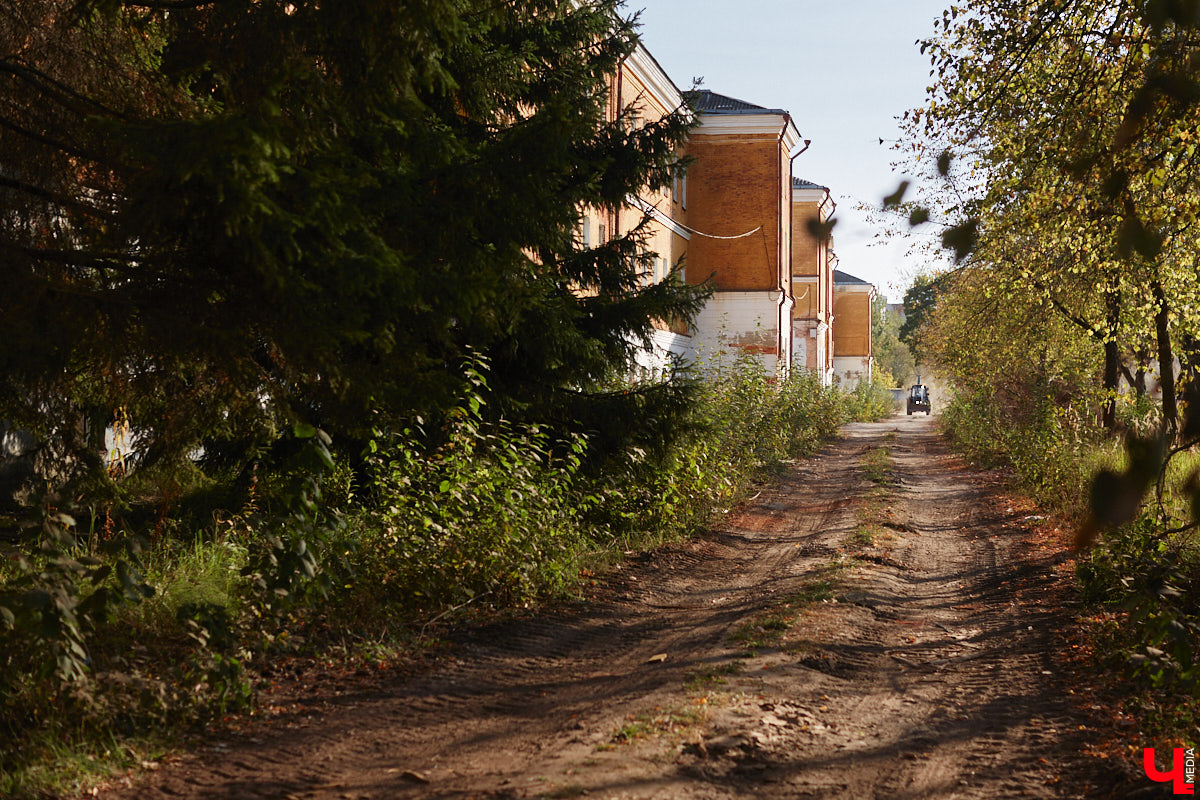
586, 45, 694, 374
833, 269, 875, 387
598, 57, 873, 382
791, 178, 836, 385
674, 89, 805, 374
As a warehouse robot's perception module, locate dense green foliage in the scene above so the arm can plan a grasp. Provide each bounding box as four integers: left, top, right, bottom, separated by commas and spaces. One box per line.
338, 358, 854, 622
872, 294, 915, 387
899, 0, 1200, 733
842, 377, 900, 422
0, 0, 708, 508
920, 263, 1109, 512
898, 274, 946, 369
1079, 517, 1200, 703
0, 355, 872, 797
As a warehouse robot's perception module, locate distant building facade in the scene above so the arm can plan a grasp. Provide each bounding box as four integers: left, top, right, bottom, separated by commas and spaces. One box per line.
679, 89, 803, 375
833, 269, 875, 387
791, 178, 835, 385
596, 55, 876, 383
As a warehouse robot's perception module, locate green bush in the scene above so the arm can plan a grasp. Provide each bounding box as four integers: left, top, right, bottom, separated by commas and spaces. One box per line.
594, 362, 846, 545
350, 410, 593, 614
939, 386, 1111, 519
332, 357, 852, 622
0, 356, 864, 796
1078, 517, 1200, 696
841, 379, 897, 422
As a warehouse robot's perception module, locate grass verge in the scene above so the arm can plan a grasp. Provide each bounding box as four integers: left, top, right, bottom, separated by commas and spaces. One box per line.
850, 441, 897, 551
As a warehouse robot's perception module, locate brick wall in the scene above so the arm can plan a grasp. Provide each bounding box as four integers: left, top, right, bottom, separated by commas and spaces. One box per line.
684, 135, 785, 292
793, 279, 819, 318
833, 289, 871, 357
791, 201, 823, 278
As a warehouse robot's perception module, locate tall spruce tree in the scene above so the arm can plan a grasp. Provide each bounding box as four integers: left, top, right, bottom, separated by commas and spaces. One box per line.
0, 0, 708, 501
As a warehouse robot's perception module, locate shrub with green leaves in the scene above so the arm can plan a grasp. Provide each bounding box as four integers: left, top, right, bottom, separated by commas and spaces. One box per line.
589, 359, 848, 545
841, 378, 897, 423
1078, 517, 1200, 696
328, 357, 855, 622
0, 514, 153, 701
352, 404, 593, 614
939, 386, 1112, 519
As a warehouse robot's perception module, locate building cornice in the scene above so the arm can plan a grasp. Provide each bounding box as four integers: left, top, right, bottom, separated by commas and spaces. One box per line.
780, 117, 802, 152
793, 186, 836, 217
625, 45, 685, 113
820, 192, 835, 216
792, 186, 828, 205
694, 113, 794, 141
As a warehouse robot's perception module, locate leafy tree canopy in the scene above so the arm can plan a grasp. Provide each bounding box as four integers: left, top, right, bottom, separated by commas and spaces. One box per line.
899, 0, 1200, 431
872, 294, 915, 387
899, 272, 948, 365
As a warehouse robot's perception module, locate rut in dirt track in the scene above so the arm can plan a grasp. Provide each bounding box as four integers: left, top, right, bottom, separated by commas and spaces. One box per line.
100, 416, 1120, 800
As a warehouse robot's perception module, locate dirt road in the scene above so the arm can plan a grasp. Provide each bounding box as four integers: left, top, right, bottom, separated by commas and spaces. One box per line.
101, 416, 1141, 799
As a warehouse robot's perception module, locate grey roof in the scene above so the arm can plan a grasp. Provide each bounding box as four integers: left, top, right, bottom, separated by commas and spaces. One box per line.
834, 269, 871, 286
688, 89, 788, 116
793, 177, 828, 191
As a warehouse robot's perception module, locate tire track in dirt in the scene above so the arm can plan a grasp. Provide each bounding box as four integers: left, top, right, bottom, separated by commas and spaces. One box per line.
96, 416, 1109, 800
653, 419, 1101, 800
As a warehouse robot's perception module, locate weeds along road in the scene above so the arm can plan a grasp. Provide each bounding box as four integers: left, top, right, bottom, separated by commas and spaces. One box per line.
100, 415, 1127, 800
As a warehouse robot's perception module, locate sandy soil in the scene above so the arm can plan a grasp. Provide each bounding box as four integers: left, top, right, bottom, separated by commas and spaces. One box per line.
96, 415, 1154, 799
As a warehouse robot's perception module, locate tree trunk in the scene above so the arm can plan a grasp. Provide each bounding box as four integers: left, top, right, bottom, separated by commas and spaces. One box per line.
1103, 338, 1120, 429
1102, 288, 1122, 429
1178, 334, 1200, 395
1151, 277, 1178, 435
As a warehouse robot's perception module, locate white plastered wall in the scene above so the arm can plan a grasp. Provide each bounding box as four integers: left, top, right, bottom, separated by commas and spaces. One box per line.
684, 291, 787, 375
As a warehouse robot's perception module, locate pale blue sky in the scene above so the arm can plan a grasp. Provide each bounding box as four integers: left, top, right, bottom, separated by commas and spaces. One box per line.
629, 0, 952, 300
